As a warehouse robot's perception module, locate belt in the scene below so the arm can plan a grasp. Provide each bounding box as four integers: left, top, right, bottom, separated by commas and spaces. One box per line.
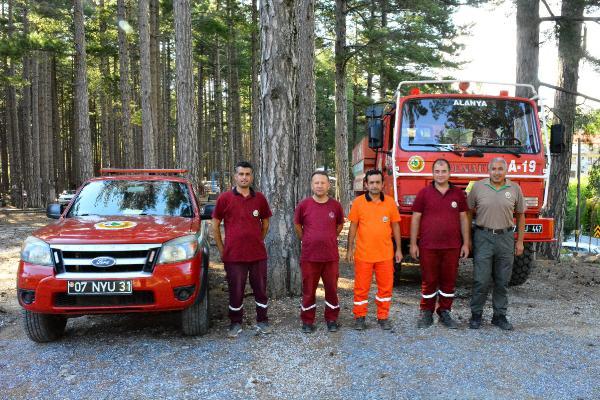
475, 225, 514, 234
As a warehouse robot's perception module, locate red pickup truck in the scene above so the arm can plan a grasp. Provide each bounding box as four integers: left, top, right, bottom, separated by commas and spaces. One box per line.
17, 169, 213, 342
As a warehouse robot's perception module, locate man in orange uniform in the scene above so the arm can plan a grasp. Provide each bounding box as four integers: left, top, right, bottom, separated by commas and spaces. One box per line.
347, 169, 402, 330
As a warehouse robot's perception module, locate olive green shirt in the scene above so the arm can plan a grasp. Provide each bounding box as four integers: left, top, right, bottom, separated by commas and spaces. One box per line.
467, 178, 525, 229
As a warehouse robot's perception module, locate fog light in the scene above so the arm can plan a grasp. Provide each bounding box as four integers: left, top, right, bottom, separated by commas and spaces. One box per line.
174, 285, 195, 301
19, 289, 36, 305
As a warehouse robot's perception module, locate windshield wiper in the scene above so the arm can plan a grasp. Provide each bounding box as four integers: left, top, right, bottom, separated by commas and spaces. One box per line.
412, 143, 463, 157
468, 144, 522, 158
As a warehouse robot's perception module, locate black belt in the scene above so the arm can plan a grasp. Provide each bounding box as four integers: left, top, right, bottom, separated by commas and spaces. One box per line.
475, 225, 514, 234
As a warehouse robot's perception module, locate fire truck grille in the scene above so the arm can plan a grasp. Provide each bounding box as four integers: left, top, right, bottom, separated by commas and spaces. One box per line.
50, 245, 161, 274
54, 291, 155, 307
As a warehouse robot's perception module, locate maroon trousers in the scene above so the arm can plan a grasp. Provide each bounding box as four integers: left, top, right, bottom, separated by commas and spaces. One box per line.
419, 248, 460, 313
224, 260, 268, 324
300, 261, 340, 324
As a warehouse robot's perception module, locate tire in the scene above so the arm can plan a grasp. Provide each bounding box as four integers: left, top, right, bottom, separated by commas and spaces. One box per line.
393, 261, 403, 286
23, 310, 67, 343
510, 242, 535, 286
181, 286, 210, 336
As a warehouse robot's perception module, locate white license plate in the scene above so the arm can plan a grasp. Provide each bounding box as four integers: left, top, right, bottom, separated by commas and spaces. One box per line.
67, 280, 132, 295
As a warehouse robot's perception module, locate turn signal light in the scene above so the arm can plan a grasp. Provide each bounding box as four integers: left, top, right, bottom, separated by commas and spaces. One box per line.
409, 87, 421, 95
500, 90, 509, 96
402, 195, 416, 206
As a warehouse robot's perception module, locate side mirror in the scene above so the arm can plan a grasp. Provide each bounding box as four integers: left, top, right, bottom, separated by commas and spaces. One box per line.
550, 124, 565, 154
200, 203, 215, 220
46, 203, 63, 219
368, 119, 383, 149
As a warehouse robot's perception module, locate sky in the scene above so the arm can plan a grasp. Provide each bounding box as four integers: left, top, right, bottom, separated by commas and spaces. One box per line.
452, 1, 600, 111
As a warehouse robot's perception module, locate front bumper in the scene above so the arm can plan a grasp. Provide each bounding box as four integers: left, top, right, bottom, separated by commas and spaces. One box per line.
17, 256, 204, 315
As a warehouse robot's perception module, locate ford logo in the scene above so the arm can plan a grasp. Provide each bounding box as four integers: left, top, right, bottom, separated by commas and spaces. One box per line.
91, 256, 116, 268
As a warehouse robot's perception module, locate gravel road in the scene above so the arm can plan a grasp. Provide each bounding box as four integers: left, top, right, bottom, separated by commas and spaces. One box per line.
1, 211, 599, 399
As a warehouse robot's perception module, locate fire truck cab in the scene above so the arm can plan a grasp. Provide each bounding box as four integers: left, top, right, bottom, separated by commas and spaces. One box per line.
352, 80, 564, 285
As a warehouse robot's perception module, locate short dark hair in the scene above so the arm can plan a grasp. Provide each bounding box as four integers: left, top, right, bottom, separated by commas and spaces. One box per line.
235, 161, 253, 173
432, 158, 450, 171
311, 170, 329, 180
365, 169, 383, 182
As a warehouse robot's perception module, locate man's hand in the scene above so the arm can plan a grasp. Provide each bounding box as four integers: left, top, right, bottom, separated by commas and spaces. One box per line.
460, 243, 470, 259
515, 240, 524, 256
395, 248, 403, 263
409, 243, 419, 260
347, 248, 354, 263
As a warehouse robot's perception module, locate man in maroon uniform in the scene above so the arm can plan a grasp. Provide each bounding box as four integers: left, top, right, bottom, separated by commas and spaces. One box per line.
294, 171, 344, 333
410, 159, 470, 329
212, 161, 272, 338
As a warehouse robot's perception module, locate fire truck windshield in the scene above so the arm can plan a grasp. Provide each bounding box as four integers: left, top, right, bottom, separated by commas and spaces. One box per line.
67, 180, 194, 218
399, 98, 540, 155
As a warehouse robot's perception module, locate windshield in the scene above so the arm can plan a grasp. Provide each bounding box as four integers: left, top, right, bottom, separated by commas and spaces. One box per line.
67, 180, 194, 217
399, 98, 540, 154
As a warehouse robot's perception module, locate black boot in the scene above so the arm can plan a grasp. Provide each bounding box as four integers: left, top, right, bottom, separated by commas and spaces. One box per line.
469, 312, 482, 329
491, 314, 514, 331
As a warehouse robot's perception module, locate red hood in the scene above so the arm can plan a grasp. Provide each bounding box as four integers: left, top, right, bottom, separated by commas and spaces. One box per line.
33, 216, 198, 244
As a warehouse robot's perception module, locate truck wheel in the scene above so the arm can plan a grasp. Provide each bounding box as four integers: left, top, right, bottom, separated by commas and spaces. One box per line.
181, 286, 210, 336
510, 243, 535, 286
393, 261, 403, 286
23, 310, 67, 343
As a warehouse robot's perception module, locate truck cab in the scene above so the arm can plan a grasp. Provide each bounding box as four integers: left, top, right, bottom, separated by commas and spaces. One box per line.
17, 169, 213, 342
352, 80, 563, 285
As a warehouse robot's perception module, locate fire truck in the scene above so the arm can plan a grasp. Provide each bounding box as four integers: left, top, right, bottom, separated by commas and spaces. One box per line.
17, 169, 212, 342
352, 80, 564, 285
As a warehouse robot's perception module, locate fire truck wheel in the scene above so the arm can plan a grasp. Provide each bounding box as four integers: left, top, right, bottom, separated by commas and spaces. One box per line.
393, 261, 403, 286
181, 286, 210, 336
22, 310, 67, 343
510, 243, 535, 286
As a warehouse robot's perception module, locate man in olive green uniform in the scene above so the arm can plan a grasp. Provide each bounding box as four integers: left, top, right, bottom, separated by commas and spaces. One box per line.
467, 157, 525, 331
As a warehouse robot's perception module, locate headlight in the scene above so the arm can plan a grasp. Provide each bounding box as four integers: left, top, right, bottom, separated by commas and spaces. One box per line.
21, 236, 53, 266
524, 197, 539, 208
402, 195, 416, 206
157, 235, 198, 264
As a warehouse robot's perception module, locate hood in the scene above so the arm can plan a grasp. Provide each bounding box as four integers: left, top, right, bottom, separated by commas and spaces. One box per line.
33, 215, 197, 244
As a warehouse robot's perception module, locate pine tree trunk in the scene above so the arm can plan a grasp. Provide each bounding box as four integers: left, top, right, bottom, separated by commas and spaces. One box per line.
334, 0, 352, 213
117, 0, 134, 168
99, 0, 111, 169
150, 0, 161, 166
173, 0, 199, 188
31, 55, 42, 204
259, 0, 300, 297
139, 0, 156, 167
214, 41, 226, 191
51, 56, 64, 193
295, 0, 316, 199
539, 0, 586, 260
250, 0, 261, 184
515, 0, 539, 97
197, 60, 205, 181
73, 0, 94, 184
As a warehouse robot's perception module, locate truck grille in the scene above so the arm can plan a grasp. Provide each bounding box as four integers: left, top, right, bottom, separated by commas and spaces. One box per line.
50, 244, 161, 274
54, 291, 155, 307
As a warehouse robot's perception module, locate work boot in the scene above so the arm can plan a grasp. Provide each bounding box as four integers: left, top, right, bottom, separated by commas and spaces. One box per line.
301, 323, 316, 333
255, 321, 273, 335
354, 317, 366, 331
326, 321, 339, 333
438, 310, 458, 329
227, 323, 242, 338
378, 318, 392, 330
417, 310, 434, 329
491, 314, 514, 331
469, 312, 482, 329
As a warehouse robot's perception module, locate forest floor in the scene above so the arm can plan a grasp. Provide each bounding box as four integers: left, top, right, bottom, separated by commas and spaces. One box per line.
1, 211, 599, 399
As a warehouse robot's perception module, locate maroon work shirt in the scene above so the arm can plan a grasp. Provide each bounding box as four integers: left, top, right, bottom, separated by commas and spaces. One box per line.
294, 197, 344, 262
212, 187, 272, 263
411, 183, 468, 249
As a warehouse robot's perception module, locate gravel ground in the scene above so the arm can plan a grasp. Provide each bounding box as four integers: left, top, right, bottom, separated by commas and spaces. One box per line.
1, 211, 599, 399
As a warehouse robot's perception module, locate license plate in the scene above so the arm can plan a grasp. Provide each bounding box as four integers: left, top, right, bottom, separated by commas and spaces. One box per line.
512, 224, 543, 233
67, 280, 132, 295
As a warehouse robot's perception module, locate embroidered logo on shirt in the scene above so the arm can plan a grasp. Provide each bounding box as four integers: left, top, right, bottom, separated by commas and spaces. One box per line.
382, 216, 389, 223
329, 211, 335, 219
252, 209, 259, 217
451, 201, 457, 208
505, 192, 512, 199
